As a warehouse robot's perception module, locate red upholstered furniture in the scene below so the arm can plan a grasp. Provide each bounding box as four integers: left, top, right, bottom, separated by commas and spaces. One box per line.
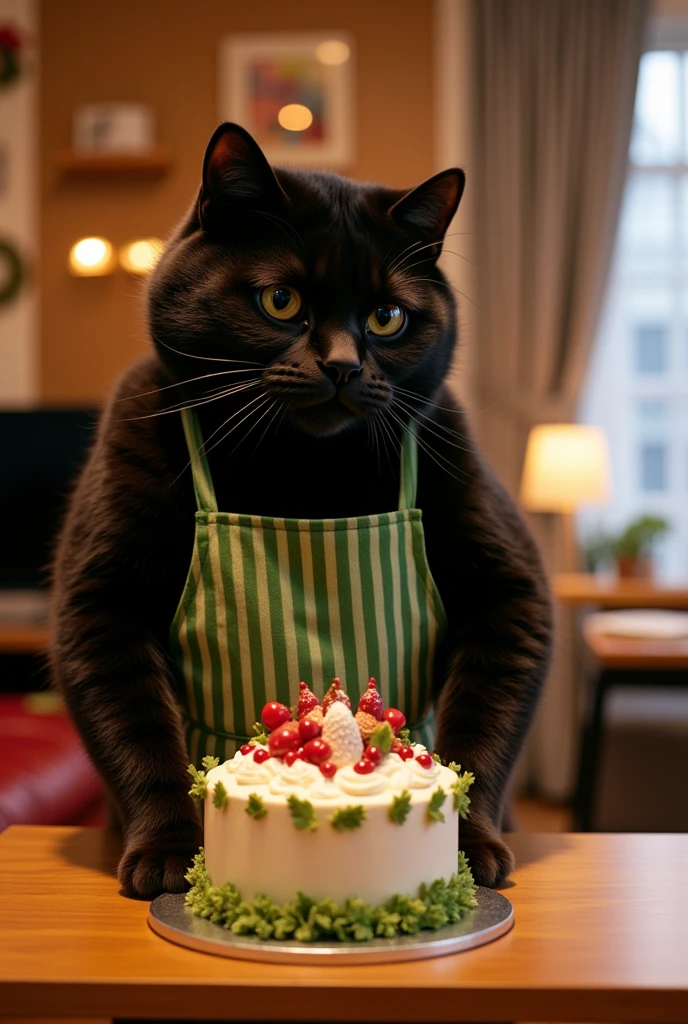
0, 694, 104, 831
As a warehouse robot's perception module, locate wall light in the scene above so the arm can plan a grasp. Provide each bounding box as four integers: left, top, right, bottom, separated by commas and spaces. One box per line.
277, 103, 313, 132
69, 237, 114, 276
315, 39, 350, 65
119, 237, 164, 276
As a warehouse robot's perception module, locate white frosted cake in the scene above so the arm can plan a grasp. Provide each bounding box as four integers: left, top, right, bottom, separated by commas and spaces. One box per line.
186, 679, 476, 942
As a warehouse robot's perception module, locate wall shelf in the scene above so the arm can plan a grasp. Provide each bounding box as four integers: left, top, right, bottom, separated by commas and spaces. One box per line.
56, 147, 171, 179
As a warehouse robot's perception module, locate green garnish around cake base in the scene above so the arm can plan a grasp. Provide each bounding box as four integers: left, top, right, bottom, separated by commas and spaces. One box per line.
185, 848, 477, 943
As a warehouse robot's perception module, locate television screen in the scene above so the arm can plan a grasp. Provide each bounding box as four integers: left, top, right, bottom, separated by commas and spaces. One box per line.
0, 409, 99, 590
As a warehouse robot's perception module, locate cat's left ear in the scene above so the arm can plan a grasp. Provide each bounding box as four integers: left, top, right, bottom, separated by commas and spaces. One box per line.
199, 122, 287, 226
387, 168, 465, 243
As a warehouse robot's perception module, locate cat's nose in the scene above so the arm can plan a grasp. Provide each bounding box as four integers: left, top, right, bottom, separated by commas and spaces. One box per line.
317, 329, 362, 385
318, 357, 362, 385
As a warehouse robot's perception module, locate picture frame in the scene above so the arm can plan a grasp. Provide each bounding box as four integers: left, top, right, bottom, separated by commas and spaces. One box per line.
218, 32, 355, 169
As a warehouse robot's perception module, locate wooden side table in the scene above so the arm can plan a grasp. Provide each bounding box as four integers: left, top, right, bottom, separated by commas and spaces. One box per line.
573, 622, 688, 830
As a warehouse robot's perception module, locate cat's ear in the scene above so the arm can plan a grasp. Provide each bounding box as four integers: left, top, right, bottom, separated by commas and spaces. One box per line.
199, 122, 287, 225
387, 168, 465, 243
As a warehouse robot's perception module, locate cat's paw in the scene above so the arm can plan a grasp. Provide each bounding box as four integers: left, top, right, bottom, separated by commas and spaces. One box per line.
460, 833, 515, 888
118, 840, 199, 900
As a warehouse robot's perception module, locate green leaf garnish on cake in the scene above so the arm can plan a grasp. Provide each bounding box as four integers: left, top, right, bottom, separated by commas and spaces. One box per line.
427, 786, 447, 823
451, 769, 475, 818
245, 793, 267, 820
202, 755, 220, 770
248, 721, 269, 746
287, 794, 318, 831
368, 721, 394, 754
388, 789, 412, 825
187, 763, 210, 801
212, 780, 229, 810
329, 805, 366, 831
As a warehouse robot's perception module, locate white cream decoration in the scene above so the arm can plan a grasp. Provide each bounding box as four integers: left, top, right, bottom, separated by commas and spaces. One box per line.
235, 755, 281, 786
335, 764, 389, 796
224, 751, 247, 775
406, 758, 442, 789
268, 759, 320, 794
308, 777, 341, 800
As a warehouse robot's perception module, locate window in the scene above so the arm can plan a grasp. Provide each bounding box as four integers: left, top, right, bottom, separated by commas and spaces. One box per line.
580, 32, 688, 581
635, 324, 667, 373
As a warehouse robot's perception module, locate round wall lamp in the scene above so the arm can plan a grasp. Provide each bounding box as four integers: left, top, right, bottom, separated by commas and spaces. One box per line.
119, 237, 164, 275
69, 237, 115, 276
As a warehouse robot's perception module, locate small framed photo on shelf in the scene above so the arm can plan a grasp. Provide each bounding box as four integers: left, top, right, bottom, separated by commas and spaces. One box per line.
72, 103, 156, 154
218, 32, 355, 169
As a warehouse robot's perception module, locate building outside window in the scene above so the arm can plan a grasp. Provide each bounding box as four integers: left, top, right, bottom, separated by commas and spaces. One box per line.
579, 26, 688, 580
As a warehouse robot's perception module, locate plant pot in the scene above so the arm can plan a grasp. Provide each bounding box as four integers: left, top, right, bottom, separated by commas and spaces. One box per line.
615, 555, 653, 580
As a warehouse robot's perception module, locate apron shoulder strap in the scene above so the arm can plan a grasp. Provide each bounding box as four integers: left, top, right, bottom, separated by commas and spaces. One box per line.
398, 421, 419, 511
180, 408, 218, 513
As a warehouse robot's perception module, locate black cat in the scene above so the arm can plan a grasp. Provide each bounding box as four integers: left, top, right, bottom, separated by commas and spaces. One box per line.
51, 123, 552, 899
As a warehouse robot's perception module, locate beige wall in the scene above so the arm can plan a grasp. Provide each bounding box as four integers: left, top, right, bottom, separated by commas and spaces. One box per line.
39, 0, 436, 403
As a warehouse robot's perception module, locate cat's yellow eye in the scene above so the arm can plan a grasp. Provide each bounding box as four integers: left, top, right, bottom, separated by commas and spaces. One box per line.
367, 305, 406, 337
260, 286, 303, 321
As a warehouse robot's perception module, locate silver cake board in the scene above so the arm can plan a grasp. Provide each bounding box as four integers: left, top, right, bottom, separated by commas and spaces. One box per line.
148, 887, 513, 965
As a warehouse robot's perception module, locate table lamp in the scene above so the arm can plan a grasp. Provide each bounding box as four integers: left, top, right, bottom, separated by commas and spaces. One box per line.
520, 424, 611, 571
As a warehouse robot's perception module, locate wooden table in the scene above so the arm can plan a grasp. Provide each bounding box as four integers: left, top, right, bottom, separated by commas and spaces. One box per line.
552, 573, 688, 609
0, 827, 687, 1023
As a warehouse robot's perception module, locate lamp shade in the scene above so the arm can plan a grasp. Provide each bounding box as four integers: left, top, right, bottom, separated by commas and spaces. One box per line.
520, 424, 611, 512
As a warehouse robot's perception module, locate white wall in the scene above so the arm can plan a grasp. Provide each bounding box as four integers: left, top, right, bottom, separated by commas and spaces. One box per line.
0, 0, 37, 406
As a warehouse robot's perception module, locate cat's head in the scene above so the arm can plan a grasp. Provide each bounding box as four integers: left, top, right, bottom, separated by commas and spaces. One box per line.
148, 122, 464, 438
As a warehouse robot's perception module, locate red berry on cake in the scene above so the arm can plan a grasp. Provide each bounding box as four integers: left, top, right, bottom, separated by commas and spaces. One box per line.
355, 710, 377, 743
267, 721, 302, 757
383, 708, 406, 733
240, 744, 252, 755
353, 758, 375, 775
321, 700, 364, 767
363, 745, 383, 765
302, 738, 332, 765
253, 747, 271, 764
416, 752, 433, 769
399, 746, 415, 761
357, 677, 384, 721
319, 761, 337, 778
261, 701, 292, 731
298, 715, 322, 741
322, 677, 352, 714
297, 681, 320, 719
284, 750, 299, 766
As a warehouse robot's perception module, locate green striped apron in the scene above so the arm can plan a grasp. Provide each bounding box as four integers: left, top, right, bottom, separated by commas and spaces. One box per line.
170, 407, 447, 765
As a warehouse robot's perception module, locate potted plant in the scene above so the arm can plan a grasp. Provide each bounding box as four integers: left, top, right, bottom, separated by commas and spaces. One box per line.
584, 515, 670, 579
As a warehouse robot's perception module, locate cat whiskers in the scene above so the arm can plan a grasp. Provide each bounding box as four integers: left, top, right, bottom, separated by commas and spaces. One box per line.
116, 367, 264, 404
155, 336, 264, 366
385, 404, 466, 483
118, 378, 263, 421
170, 389, 273, 488
392, 396, 477, 455
255, 209, 308, 260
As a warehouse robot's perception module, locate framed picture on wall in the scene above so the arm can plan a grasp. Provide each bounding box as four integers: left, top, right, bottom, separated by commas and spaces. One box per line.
218, 32, 355, 169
